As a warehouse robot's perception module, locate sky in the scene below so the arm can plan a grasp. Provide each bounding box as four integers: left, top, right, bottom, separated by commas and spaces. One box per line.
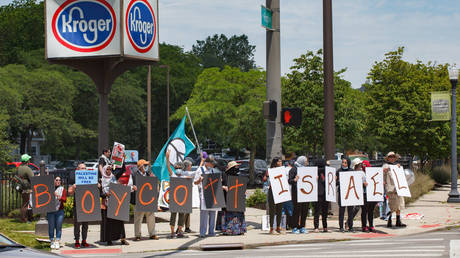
4, 0, 460, 88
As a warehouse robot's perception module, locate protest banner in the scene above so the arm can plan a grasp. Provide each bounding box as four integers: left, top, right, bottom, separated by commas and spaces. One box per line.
125, 150, 139, 163
135, 175, 158, 212
31, 175, 56, 214
339, 171, 364, 206
169, 177, 193, 213
226, 176, 248, 212
366, 167, 384, 202
75, 170, 98, 185
297, 167, 318, 203
75, 184, 101, 222
111, 142, 125, 168
107, 183, 131, 222
203, 173, 226, 209
389, 165, 411, 197
268, 167, 291, 204
158, 180, 170, 208
325, 166, 337, 202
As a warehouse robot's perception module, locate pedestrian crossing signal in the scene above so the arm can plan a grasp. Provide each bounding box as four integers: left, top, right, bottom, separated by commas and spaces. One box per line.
281, 108, 302, 127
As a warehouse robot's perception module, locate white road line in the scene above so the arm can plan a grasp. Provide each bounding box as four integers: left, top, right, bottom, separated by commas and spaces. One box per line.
398, 238, 444, 242
322, 249, 444, 254
237, 254, 443, 258
451, 240, 460, 258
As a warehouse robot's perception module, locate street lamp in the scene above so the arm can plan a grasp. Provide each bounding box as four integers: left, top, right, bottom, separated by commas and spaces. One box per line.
448, 66, 460, 203
159, 65, 170, 138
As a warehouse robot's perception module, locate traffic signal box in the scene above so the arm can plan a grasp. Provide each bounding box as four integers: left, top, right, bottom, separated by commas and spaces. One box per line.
281, 108, 302, 127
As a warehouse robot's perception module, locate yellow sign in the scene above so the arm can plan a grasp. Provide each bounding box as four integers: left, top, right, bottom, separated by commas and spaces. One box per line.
431, 91, 451, 121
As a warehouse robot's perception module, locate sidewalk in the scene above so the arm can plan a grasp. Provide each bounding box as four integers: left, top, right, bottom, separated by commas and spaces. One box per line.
55, 183, 460, 255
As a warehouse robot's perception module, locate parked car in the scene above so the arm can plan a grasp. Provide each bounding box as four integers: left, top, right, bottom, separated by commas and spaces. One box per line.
45, 164, 57, 173
55, 160, 79, 171
84, 161, 98, 171
235, 159, 267, 185
0, 233, 62, 257
6, 162, 40, 174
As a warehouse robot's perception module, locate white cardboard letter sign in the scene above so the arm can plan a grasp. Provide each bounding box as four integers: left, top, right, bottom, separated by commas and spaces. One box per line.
297, 167, 317, 203
389, 165, 411, 197
325, 166, 337, 202
268, 167, 291, 204
366, 167, 384, 202
339, 171, 364, 206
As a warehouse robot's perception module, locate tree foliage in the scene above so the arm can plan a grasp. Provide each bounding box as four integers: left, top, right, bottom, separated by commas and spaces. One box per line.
173, 66, 266, 183
282, 49, 367, 156
364, 47, 453, 160
192, 34, 256, 72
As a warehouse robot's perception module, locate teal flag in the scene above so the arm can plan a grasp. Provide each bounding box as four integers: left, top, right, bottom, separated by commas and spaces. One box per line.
152, 116, 195, 181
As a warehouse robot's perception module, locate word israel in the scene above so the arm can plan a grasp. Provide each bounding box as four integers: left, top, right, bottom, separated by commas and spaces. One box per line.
53, 0, 116, 50
126, 0, 156, 52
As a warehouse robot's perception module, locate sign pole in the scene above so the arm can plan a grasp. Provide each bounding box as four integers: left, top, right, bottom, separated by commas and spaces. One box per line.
185, 107, 201, 154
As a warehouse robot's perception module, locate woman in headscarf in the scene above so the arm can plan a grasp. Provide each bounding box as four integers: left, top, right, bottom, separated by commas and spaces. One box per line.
336, 156, 355, 232
263, 157, 284, 234
100, 164, 130, 246
313, 159, 329, 232
221, 161, 247, 235
288, 156, 310, 234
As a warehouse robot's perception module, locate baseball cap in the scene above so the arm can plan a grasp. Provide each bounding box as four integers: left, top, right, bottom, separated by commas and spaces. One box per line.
21, 154, 32, 162
137, 159, 150, 167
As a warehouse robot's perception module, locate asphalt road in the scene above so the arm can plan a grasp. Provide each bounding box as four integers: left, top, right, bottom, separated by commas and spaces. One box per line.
72, 228, 460, 258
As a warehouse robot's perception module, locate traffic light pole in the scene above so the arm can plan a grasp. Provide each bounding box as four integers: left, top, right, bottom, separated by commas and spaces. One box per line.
266, 0, 282, 163
323, 0, 336, 160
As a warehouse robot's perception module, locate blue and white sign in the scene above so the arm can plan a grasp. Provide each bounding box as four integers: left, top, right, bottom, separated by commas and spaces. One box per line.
75, 170, 98, 185
46, 0, 121, 58
125, 150, 139, 163
123, 0, 159, 60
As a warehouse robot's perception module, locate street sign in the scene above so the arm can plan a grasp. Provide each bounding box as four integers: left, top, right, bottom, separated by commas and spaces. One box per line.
431, 91, 451, 121
261, 5, 273, 30
281, 108, 302, 127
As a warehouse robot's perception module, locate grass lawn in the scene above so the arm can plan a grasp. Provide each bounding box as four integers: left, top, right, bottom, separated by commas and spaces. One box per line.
0, 218, 72, 251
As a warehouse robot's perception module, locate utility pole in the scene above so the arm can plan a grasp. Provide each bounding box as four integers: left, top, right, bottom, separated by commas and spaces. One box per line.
266, 0, 282, 163
323, 0, 335, 160
147, 65, 152, 162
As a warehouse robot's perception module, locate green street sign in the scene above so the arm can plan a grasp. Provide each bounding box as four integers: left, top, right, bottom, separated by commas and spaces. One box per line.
261, 5, 273, 30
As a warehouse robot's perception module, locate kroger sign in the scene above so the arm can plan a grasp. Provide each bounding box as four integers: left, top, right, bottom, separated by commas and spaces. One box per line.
46, 0, 159, 60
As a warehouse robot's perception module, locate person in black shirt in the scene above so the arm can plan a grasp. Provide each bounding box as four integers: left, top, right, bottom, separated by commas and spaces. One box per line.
288, 156, 310, 234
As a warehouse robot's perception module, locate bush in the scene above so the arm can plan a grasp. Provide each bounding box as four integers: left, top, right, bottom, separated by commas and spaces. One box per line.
406, 172, 435, 204
64, 196, 74, 218
430, 165, 451, 184
246, 189, 266, 208
7, 209, 20, 218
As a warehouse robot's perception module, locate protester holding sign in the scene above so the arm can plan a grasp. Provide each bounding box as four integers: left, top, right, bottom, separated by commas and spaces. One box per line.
383, 152, 407, 228
100, 164, 131, 246
336, 157, 355, 233
221, 161, 247, 235
263, 157, 284, 235
313, 159, 329, 232
194, 155, 221, 238
98, 148, 111, 179
67, 163, 90, 248
47, 176, 67, 250
183, 159, 196, 234
132, 159, 159, 241
166, 150, 188, 239
360, 160, 377, 232
288, 156, 310, 234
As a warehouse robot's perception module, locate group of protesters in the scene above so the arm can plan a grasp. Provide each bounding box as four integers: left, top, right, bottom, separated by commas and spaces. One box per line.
16, 148, 406, 250
264, 151, 407, 235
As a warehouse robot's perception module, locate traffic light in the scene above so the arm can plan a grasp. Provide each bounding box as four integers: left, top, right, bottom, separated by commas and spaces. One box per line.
281, 108, 302, 127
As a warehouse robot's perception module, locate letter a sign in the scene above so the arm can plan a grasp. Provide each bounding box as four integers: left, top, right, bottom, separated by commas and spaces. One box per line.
31, 175, 56, 214
339, 171, 364, 206
268, 167, 291, 204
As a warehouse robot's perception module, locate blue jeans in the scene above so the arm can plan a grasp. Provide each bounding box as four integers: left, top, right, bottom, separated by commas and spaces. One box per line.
47, 210, 64, 241
199, 210, 216, 237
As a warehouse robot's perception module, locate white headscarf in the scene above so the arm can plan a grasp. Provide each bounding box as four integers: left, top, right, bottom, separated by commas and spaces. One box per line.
101, 165, 114, 194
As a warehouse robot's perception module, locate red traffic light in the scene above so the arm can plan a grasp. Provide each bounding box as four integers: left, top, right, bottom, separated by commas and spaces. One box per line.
281, 108, 302, 127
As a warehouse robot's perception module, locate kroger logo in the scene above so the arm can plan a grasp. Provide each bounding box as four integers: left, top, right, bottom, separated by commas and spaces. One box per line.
52, 0, 116, 52
126, 0, 156, 53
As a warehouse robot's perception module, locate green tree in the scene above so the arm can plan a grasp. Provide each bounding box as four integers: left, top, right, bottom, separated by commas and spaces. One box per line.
0, 0, 44, 65
192, 34, 256, 72
282, 49, 367, 156
364, 47, 452, 161
173, 66, 266, 184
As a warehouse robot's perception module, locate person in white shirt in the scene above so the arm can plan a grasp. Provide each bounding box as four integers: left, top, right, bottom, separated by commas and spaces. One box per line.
194, 155, 221, 238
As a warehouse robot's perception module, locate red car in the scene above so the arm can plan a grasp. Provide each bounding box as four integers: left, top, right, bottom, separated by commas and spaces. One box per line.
7, 162, 40, 174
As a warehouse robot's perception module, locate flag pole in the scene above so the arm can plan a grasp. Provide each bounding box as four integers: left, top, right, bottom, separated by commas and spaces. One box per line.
185, 107, 201, 154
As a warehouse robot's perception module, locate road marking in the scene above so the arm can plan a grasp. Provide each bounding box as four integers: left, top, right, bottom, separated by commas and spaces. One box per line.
322, 249, 444, 254
237, 254, 443, 258
398, 238, 444, 242
451, 240, 460, 258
